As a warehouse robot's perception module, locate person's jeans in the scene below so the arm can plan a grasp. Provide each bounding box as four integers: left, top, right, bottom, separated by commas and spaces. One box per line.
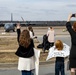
55, 62, 65, 75
22, 70, 34, 75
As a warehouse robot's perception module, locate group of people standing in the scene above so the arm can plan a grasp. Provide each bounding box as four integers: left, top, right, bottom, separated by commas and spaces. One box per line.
15, 13, 76, 75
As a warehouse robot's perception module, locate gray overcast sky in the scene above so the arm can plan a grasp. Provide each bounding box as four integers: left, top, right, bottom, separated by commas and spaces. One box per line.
0, 0, 76, 21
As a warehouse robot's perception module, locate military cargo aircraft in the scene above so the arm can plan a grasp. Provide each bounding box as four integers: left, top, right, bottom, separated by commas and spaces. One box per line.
4, 23, 15, 32
4, 13, 15, 32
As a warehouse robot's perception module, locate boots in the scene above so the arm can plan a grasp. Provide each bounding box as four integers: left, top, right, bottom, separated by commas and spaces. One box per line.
71, 72, 75, 75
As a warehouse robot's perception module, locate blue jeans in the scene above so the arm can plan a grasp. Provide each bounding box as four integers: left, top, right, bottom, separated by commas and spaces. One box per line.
55, 62, 65, 75
22, 70, 34, 75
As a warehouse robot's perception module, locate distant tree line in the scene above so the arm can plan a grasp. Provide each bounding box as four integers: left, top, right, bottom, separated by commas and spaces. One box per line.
0, 21, 74, 27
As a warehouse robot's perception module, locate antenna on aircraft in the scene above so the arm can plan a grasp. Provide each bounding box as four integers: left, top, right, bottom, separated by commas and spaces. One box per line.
21, 16, 27, 28
21, 16, 24, 21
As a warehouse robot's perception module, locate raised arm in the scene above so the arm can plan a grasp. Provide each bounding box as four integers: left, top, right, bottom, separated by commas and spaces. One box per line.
66, 13, 74, 33
16, 23, 21, 43
67, 13, 72, 22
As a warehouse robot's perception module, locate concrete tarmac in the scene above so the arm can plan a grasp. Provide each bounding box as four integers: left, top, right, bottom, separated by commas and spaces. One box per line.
0, 26, 71, 75
0, 36, 71, 75
0, 61, 70, 75
0, 36, 70, 75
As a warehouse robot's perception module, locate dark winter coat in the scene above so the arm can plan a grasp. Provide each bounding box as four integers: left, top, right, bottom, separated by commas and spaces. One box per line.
15, 29, 34, 58
66, 22, 76, 68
